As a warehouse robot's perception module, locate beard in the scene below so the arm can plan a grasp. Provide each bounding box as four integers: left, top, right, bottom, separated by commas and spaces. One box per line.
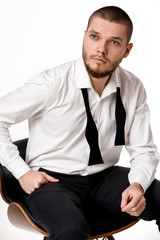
82, 49, 123, 79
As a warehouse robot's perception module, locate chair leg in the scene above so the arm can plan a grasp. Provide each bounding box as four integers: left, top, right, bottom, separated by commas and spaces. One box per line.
43, 237, 49, 240
107, 236, 115, 240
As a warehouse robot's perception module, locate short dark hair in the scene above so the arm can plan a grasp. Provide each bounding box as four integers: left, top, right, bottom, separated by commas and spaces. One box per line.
87, 6, 133, 43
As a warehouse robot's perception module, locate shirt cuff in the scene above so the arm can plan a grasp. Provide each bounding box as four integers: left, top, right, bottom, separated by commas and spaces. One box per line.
6, 157, 31, 179
128, 173, 151, 193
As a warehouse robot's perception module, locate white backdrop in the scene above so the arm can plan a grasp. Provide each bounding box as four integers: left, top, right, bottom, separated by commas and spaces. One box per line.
0, 0, 160, 239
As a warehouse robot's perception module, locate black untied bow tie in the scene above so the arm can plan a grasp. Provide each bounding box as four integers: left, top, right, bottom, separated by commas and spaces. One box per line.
81, 87, 126, 166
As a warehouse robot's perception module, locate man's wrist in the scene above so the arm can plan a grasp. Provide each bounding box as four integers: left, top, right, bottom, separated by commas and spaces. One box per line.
131, 182, 144, 194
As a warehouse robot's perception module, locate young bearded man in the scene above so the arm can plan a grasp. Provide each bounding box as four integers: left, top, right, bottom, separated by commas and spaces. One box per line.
0, 6, 160, 240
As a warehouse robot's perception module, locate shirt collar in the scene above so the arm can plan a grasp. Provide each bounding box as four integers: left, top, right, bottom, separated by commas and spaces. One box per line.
74, 56, 92, 89
101, 69, 120, 98
74, 56, 121, 96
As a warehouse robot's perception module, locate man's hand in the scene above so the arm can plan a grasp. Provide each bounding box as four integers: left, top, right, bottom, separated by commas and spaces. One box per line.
18, 170, 59, 194
121, 182, 146, 217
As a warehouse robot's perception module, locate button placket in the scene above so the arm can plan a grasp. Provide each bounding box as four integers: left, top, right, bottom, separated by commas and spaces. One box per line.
94, 99, 102, 129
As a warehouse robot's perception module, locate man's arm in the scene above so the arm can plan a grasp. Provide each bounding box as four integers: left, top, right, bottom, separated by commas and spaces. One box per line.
0, 81, 45, 179
123, 82, 159, 216
125, 82, 159, 192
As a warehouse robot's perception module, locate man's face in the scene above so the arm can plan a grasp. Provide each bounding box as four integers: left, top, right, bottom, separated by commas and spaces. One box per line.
83, 17, 133, 79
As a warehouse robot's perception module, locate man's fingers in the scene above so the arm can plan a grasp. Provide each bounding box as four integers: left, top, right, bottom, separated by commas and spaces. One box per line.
41, 172, 59, 183
121, 190, 131, 209
122, 198, 138, 212
122, 193, 141, 211
41, 177, 49, 184
122, 197, 146, 216
121, 187, 146, 216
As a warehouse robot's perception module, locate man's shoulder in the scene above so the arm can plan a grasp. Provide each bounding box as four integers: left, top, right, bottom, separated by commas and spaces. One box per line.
117, 65, 140, 81
115, 66, 146, 103
27, 59, 77, 86
117, 65, 142, 89
47, 59, 77, 79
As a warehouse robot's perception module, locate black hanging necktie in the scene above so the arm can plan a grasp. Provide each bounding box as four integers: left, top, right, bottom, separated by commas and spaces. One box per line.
81, 88, 104, 166
114, 87, 126, 146
81, 87, 126, 166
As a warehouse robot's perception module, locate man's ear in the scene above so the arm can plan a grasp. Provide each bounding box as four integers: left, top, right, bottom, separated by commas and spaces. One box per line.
124, 43, 133, 58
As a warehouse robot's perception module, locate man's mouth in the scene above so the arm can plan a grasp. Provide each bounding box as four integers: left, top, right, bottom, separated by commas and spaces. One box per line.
93, 57, 107, 64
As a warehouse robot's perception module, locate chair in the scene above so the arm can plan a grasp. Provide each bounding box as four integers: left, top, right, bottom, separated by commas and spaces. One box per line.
0, 138, 139, 240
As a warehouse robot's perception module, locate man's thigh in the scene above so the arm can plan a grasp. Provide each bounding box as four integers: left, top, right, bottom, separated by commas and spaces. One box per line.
90, 166, 160, 224
25, 173, 90, 240
90, 166, 131, 216
88, 166, 137, 233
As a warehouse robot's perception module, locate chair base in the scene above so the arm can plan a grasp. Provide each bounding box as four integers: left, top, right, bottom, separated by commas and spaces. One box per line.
95, 236, 115, 240
43, 236, 115, 240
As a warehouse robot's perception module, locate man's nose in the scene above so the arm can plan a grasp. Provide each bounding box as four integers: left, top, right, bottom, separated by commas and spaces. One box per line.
97, 41, 108, 54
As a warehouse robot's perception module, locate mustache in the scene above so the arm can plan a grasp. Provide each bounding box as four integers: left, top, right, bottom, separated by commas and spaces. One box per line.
90, 55, 109, 63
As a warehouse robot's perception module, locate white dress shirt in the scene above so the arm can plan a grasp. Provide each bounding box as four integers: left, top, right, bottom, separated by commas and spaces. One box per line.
0, 57, 159, 192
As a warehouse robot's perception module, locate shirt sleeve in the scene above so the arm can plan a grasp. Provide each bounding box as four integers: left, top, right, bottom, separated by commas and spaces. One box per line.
125, 82, 160, 192
0, 79, 46, 179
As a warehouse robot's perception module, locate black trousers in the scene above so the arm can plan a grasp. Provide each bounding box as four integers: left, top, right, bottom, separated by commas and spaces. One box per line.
25, 166, 160, 240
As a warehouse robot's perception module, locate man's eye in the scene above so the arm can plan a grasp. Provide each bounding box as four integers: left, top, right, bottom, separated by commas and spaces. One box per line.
111, 40, 119, 45
91, 34, 98, 39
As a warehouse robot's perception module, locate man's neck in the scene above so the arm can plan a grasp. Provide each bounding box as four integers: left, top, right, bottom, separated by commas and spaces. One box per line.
90, 75, 111, 96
